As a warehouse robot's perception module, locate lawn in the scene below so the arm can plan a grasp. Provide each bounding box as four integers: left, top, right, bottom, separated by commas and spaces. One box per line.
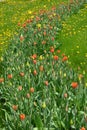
0, 0, 67, 57
0, 0, 87, 130
57, 4, 87, 82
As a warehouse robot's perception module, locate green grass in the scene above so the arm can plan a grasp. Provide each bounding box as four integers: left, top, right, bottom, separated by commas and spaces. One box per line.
57, 4, 87, 82
0, 0, 67, 57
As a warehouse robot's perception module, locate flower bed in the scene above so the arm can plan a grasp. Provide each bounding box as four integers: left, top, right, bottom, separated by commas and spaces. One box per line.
0, 0, 87, 129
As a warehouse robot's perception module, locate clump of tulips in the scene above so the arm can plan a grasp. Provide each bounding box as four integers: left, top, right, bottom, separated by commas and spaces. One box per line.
0, 0, 87, 129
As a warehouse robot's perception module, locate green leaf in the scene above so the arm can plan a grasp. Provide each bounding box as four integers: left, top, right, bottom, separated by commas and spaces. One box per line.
34, 114, 44, 129
61, 121, 66, 129
78, 111, 85, 115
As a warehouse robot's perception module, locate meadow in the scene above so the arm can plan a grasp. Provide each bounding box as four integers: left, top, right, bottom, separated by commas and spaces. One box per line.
0, 0, 87, 130
58, 4, 87, 82
0, 0, 67, 57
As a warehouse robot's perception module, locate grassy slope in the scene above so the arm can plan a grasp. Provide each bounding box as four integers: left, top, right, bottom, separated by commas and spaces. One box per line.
57, 4, 87, 82
0, 0, 67, 57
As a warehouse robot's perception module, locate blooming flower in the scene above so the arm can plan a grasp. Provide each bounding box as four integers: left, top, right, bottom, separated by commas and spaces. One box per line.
18, 86, 22, 91
30, 87, 34, 93
37, 24, 41, 28
42, 40, 46, 44
31, 54, 37, 59
34, 42, 37, 45
20, 72, 24, 77
18, 22, 21, 26
26, 93, 30, 98
80, 127, 86, 130
57, 50, 61, 53
62, 53, 65, 57
39, 65, 44, 71
36, 16, 40, 21
27, 19, 32, 24
71, 82, 78, 89
50, 47, 54, 53
51, 37, 54, 41
33, 60, 37, 64
43, 31, 46, 36
20, 114, 25, 120
12, 105, 18, 111
8, 74, 13, 79
64, 93, 68, 98
22, 23, 26, 28
53, 55, 59, 60
62, 56, 68, 62
44, 81, 49, 86
33, 70, 37, 76
78, 74, 83, 80
0, 78, 4, 83
20, 35, 24, 41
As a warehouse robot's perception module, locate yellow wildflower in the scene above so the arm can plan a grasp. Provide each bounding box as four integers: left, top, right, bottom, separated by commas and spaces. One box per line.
37, 24, 41, 28
28, 10, 32, 14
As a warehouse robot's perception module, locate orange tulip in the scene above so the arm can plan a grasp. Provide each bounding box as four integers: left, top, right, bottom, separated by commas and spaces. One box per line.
20, 72, 24, 77
34, 42, 37, 45
18, 86, 22, 91
18, 22, 21, 26
71, 82, 78, 89
50, 47, 54, 53
33, 70, 37, 76
0, 78, 4, 83
80, 127, 86, 130
8, 74, 12, 79
51, 37, 54, 41
32, 54, 37, 59
39, 65, 44, 71
20, 35, 24, 41
30, 87, 34, 93
62, 53, 65, 57
44, 81, 49, 86
33, 60, 37, 64
57, 50, 61, 53
20, 114, 25, 120
53, 55, 58, 61
26, 93, 30, 98
12, 105, 18, 111
43, 31, 46, 36
64, 93, 68, 98
22, 23, 26, 28
42, 40, 46, 44
62, 56, 68, 62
